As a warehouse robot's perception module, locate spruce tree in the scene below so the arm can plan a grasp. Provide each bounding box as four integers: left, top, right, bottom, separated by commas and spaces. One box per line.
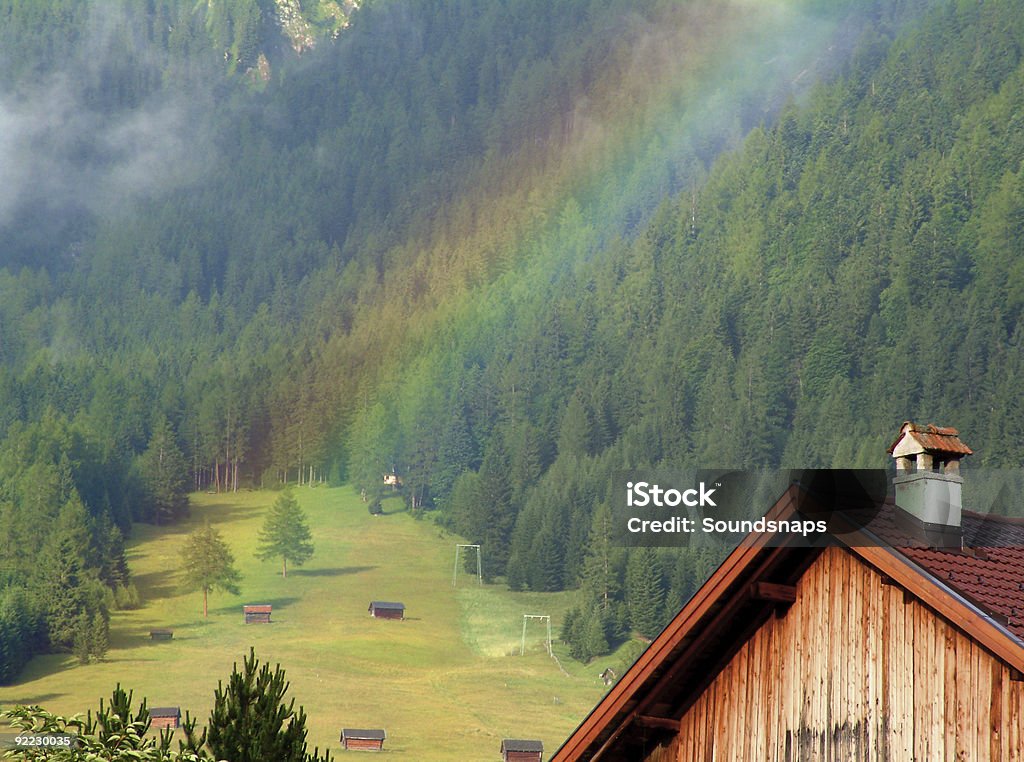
579, 504, 622, 612
580, 606, 610, 661
255, 488, 314, 578
207, 648, 331, 762
474, 439, 516, 579
138, 417, 190, 524
625, 547, 665, 640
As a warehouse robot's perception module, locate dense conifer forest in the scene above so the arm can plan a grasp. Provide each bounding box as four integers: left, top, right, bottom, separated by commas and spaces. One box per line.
3, 0, 1024, 678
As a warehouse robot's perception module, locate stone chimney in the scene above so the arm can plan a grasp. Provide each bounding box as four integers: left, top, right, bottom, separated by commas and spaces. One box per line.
888, 422, 972, 546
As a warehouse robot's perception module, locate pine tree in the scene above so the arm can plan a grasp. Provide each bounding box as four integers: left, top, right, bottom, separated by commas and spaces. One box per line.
72, 613, 93, 665
625, 547, 665, 640
255, 488, 314, 578
557, 393, 592, 460
580, 606, 610, 661
578, 504, 622, 613
137, 417, 190, 524
181, 524, 242, 618
475, 438, 516, 579
90, 611, 109, 661
207, 648, 331, 762
36, 520, 90, 650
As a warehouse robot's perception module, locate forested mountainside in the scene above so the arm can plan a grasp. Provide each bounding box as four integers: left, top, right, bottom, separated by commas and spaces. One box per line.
2, 0, 1023, 678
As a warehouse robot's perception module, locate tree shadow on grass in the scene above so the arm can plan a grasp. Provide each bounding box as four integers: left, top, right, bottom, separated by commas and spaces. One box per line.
291, 566, 376, 577
131, 503, 263, 538
0, 692, 64, 706
109, 629, 159, 652
132, 570, 179, 600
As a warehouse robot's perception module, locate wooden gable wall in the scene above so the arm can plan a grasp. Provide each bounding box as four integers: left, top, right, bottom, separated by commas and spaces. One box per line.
645, 547, 1023, 762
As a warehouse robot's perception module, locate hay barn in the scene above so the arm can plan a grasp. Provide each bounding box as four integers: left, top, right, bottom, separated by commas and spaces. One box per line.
501, 738, 544, 761
368, 601, 405, 620
149, 707, 181, 730
340, 728, 386, 751
243, 604, 272, 624
552, 424, 1024, 761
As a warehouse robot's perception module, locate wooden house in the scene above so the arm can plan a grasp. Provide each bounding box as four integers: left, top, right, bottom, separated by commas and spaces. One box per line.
243, 604, 272, 624
149, 707, 181, 730
500, 738, 543, 761
552, 424, 1024, 761
149, 628, 173, 641
339, 728, 386, 751
368, 601, 405, 620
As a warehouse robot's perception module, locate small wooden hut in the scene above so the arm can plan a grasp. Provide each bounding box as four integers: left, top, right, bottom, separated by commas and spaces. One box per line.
500, 739, 543, 761
367, 601, 405, 620
150, 707, 181, 730
339, 728, 386, 751
149, 628, 173, 641
243, 604, 272, 624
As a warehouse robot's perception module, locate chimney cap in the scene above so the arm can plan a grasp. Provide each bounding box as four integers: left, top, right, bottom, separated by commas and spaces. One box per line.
888, 421, 973, 457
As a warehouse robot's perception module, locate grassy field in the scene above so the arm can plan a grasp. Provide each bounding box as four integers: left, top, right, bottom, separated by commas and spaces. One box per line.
0, 487, 618, 759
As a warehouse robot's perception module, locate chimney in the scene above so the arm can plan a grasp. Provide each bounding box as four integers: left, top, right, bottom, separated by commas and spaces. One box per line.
888, 422, 973, 547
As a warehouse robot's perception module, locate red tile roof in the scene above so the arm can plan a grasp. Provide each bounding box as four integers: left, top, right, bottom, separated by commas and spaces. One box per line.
861, 503, 1024, 640
899, 513, 1024, 639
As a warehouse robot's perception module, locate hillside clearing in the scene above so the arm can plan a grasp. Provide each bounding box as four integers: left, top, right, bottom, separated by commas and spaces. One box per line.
0, 488, 614, 759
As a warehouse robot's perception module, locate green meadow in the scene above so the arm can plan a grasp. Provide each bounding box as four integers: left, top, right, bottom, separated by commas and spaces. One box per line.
0, 487, 616, 759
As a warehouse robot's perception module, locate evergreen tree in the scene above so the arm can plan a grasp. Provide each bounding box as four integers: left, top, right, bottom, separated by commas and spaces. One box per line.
36, 520, 91, 650
137, 417, 190, 524
557, 393, 592, 460
181, 524, 242, 618
255, 488, 314, 578
578, 503, 622, 612
207, 648, 331, 762
474, 438, 516, 579
625, 547, 665, 640
580, 605, 610, 661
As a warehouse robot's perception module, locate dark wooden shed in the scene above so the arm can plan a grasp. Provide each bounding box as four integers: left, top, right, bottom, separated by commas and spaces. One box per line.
150, 707, 181, 730
501, 739, 543, 761
243, 604, 272, 624
340, 728, 386, 751
149, 628, 173, 641
367, 601, 405, 620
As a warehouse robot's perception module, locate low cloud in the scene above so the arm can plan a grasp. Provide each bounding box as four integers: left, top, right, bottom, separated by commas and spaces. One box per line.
0, 4, 213, 262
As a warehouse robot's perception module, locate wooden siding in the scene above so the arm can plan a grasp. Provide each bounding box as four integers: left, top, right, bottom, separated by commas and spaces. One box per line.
503, 752, 543, 762
664, 547, 1024, 762
342, 738, 384, 751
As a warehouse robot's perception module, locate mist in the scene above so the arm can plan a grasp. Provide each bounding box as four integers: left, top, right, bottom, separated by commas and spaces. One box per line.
0, 3, 215, 271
